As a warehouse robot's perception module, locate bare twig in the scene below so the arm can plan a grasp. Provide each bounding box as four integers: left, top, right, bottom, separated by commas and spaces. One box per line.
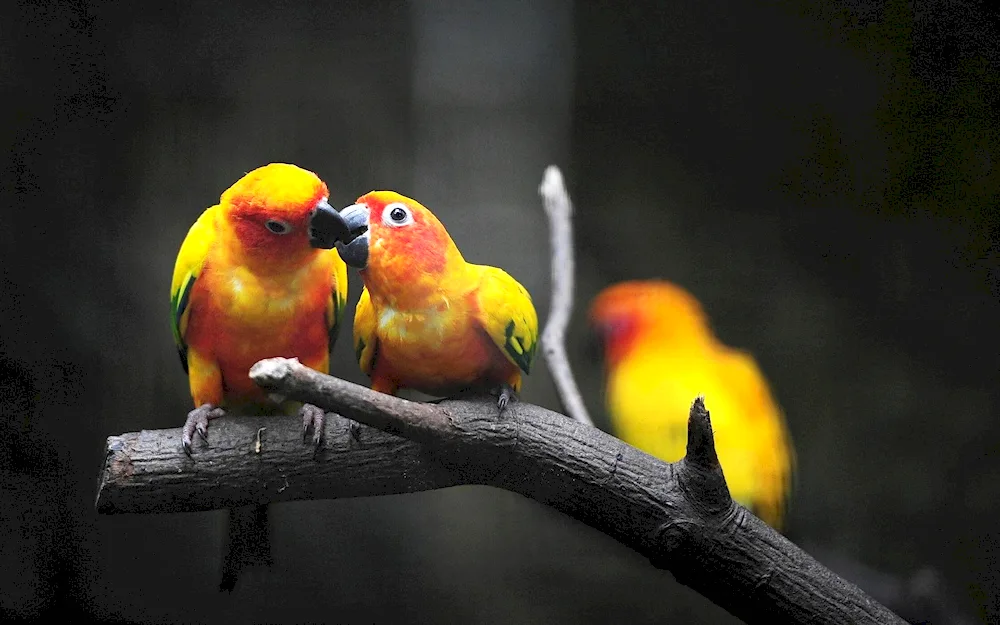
97, 358, 904, 624
538, 165, 593, 426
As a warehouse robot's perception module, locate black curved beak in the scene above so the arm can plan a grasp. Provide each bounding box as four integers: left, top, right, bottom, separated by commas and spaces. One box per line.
335, 203, 370, 268
308, 199, 351, 249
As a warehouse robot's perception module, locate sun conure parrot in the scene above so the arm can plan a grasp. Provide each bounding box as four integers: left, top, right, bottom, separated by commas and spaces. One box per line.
589, 280, 794, 529
309, 190, 538, 408
170, 162, 349, 590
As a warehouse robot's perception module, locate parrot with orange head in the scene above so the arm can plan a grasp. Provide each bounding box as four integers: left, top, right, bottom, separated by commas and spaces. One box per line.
589, 280, 794, 529
309, 190, 538, 409
170, 163, 349, 590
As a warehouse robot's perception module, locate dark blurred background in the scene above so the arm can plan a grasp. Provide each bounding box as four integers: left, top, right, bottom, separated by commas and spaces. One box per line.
2, 0, 998, 622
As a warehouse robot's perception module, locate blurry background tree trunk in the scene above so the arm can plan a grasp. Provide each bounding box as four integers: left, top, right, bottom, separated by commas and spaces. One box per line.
400, 4, 585, 619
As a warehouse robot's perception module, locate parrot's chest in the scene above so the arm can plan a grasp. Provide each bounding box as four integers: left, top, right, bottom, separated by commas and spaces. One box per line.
192, 262, 329, 361
375, 300, 457, 344
217, 265, 321, 325
374, 298, 497, 390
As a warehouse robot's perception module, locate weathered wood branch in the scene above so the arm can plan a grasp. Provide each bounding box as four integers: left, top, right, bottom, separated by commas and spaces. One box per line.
538, 165, 594, 426
97, 358, 904, 624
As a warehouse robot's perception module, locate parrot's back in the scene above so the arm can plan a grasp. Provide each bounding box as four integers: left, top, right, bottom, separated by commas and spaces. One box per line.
607, 343, 792, 528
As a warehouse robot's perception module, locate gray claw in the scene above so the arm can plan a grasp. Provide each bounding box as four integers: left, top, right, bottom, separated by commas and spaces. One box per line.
182, 403, 225, 455
497, 384, 516, 415
300, 404, 326, 449
347, 419, 361, 445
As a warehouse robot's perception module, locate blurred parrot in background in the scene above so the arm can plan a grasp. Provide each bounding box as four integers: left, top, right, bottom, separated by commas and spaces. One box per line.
310, 190, 537, 409
170, 163, 349, 590
589, 280, 794, 529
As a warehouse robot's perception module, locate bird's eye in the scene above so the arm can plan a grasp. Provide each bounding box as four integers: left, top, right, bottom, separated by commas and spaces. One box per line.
265, 219, 292, 235
382, 203, 413, 227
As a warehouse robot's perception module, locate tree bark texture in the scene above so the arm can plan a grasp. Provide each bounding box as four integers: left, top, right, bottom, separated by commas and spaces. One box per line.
96, 358, 904, 624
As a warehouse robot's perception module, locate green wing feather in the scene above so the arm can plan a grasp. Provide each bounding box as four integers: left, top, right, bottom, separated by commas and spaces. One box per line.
170, 206, 217, 374
473, 265, 538, 375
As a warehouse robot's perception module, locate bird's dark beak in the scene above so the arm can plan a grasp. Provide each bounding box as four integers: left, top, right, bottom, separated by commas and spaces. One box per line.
334, 203, 370, 268
308, 199, 351, 249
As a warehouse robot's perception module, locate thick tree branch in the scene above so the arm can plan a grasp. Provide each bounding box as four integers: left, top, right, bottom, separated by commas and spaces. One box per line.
538, 165, 594, 426
96, 410, 461, 515
97, 358, 903, 624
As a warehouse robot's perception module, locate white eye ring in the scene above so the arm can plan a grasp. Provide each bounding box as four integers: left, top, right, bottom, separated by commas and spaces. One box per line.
382, 202, 413, 227
265, 219, 292, 235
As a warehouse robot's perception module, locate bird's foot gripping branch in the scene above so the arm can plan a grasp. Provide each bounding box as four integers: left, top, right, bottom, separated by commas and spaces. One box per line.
97, 356, 903, 624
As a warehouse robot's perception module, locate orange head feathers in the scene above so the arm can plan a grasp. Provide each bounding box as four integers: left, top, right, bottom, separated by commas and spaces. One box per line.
216, 163, 342, 265
589, 280, 713, 366
331, 191, 464, 299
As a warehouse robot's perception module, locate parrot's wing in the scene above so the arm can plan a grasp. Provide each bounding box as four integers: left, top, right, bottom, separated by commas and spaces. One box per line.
170, 206, 217, 374
353, 286, 379, 375
718, 348, 795, 528
324, 250, 350, 355
473, 266, 539, 375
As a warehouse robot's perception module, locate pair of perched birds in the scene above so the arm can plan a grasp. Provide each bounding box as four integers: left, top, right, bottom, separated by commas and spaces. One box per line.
169, 163, 793, 589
